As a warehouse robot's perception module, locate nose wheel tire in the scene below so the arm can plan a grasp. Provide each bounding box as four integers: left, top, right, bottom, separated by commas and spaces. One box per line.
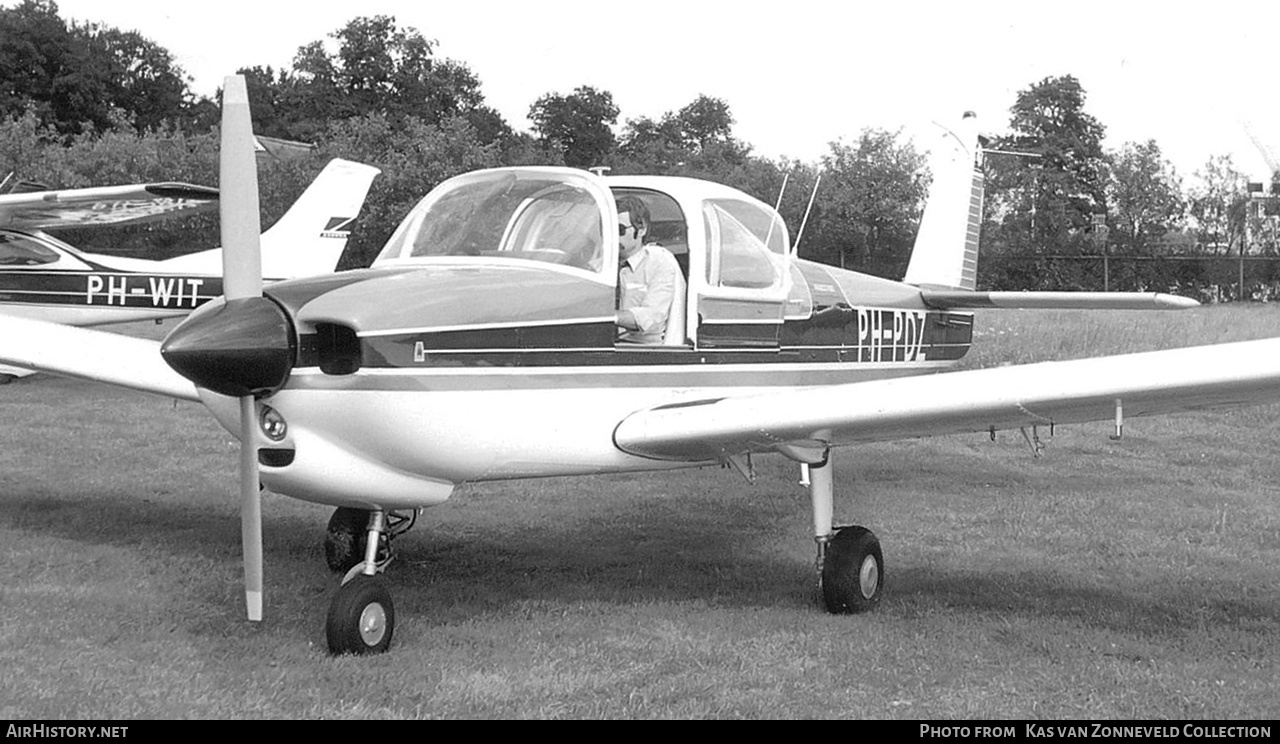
821, 526, 884, 614
326, 576, 395, 655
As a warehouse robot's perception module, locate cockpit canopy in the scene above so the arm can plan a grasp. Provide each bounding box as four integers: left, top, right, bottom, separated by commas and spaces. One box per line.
375, 168, 611, 275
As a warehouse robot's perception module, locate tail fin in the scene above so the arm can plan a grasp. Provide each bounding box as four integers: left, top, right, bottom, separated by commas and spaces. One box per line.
158, 159, 380, 278
902, 112, 983, 291
258, 159, 380, 278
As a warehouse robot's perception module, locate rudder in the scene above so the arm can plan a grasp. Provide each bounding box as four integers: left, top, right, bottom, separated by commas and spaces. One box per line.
903, 112, 983, 291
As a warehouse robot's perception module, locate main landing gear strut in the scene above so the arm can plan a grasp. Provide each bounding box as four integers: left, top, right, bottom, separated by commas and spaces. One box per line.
804, 453, 884, 613
323, 508, 417, 655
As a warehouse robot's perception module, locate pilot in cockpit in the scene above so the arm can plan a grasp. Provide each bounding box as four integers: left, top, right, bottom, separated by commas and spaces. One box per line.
615, 195, 682, 344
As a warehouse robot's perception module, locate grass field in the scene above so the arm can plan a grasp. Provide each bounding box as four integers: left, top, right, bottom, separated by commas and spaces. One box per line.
1, 305, 1278, 719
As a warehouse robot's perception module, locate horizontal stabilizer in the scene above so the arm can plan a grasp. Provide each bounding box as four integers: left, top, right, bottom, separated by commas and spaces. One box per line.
0, 316, 198, 401
920, 290, 1200, 310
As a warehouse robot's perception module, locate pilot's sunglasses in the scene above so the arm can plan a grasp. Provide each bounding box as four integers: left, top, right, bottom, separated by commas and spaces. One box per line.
618, 224, 635, 236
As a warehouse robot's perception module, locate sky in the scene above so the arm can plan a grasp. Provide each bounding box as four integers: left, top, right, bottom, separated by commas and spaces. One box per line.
31, 0, 1280, 184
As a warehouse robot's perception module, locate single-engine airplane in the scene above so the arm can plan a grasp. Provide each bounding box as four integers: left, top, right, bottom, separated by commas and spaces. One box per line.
4, 76, 1280, 656
0, 158, 380, 380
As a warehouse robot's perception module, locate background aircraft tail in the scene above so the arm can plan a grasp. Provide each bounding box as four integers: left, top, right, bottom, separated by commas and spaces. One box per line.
159, 158, 379, 279
902, 112, 983, 291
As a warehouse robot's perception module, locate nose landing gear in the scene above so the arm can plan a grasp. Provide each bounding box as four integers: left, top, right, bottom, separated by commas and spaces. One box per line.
323, 507, 417, 574
326, 575, 395, 655
323, 508, 418, 655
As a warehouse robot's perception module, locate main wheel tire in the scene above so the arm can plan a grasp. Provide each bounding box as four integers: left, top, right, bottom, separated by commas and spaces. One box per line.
326, 576, 395, 655
821, 525, 884, 614
324, 507, 369, 573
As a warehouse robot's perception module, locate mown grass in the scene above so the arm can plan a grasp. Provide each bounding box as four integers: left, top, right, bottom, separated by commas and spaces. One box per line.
1, 305, 1278, 719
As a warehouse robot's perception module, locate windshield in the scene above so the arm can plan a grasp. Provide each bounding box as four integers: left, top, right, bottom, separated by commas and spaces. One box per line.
0, 232, 61, 266
376, 169, 608, 274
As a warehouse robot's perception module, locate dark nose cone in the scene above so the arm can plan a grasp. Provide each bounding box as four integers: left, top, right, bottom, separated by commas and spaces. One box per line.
161, 297, 295, 397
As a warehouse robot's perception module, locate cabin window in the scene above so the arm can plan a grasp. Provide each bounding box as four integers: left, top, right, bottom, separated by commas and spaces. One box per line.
0, 232, 60, 266
499, 186, 604, 271
702, 200, 786, 290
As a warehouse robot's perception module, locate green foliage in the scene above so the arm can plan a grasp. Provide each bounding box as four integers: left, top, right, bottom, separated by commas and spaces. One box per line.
614, 94, 750, 174
1106, 140, 1185, 251
806, 129, 928, 277
78, 25, 192, 132
0, 0, 201, 135
0, 0, 96, 132
1189, 155, 1249, 255
242, 15, 509, 146
985, 75, 1109, 257
528, 86, 620, 168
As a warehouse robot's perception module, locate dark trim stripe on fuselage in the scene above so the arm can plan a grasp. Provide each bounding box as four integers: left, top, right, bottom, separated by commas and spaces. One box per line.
295, 307, 974, 375
0, 270, 223, 310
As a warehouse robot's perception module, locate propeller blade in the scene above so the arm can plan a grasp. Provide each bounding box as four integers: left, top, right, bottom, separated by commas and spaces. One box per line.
221, 74, 266, 622
220, 75, 262, 302
240, 396, 263, 622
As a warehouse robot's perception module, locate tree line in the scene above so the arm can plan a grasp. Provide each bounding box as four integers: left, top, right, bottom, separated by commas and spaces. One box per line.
2, 1, 1273, 295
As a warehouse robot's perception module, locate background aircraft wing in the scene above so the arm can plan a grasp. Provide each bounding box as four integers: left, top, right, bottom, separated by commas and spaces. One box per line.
613, 338, 1280, 463
0, 183, 218, 230
920, 290, 1199, 311
0, 316, 198, 401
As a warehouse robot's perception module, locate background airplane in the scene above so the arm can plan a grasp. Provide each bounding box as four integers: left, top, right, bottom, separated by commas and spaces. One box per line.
2, 78, 1278, 656
0, 158, 380, 381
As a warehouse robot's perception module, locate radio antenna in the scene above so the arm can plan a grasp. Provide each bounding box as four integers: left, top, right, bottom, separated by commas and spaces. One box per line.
764, 171, 790, 251
772, 171, 790, 212
793, 173, 822, 253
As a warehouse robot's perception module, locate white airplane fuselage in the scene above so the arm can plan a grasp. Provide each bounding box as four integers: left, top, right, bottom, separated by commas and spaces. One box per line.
0, 229, 226, 326
209, 255, 973, 511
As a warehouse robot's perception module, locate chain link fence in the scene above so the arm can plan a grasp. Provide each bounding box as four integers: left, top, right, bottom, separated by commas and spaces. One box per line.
979, 255, 1280, 302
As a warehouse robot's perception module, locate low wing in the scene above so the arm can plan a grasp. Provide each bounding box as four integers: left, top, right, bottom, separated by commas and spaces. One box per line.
614, 338, 1280, 462
0, 183, 218, 230
0, 315, 197, 401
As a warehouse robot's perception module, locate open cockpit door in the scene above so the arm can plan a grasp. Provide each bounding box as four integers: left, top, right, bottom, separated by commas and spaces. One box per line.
693, 196, 791, 349
608, 186, 693, 346
605, 178, 792, 350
